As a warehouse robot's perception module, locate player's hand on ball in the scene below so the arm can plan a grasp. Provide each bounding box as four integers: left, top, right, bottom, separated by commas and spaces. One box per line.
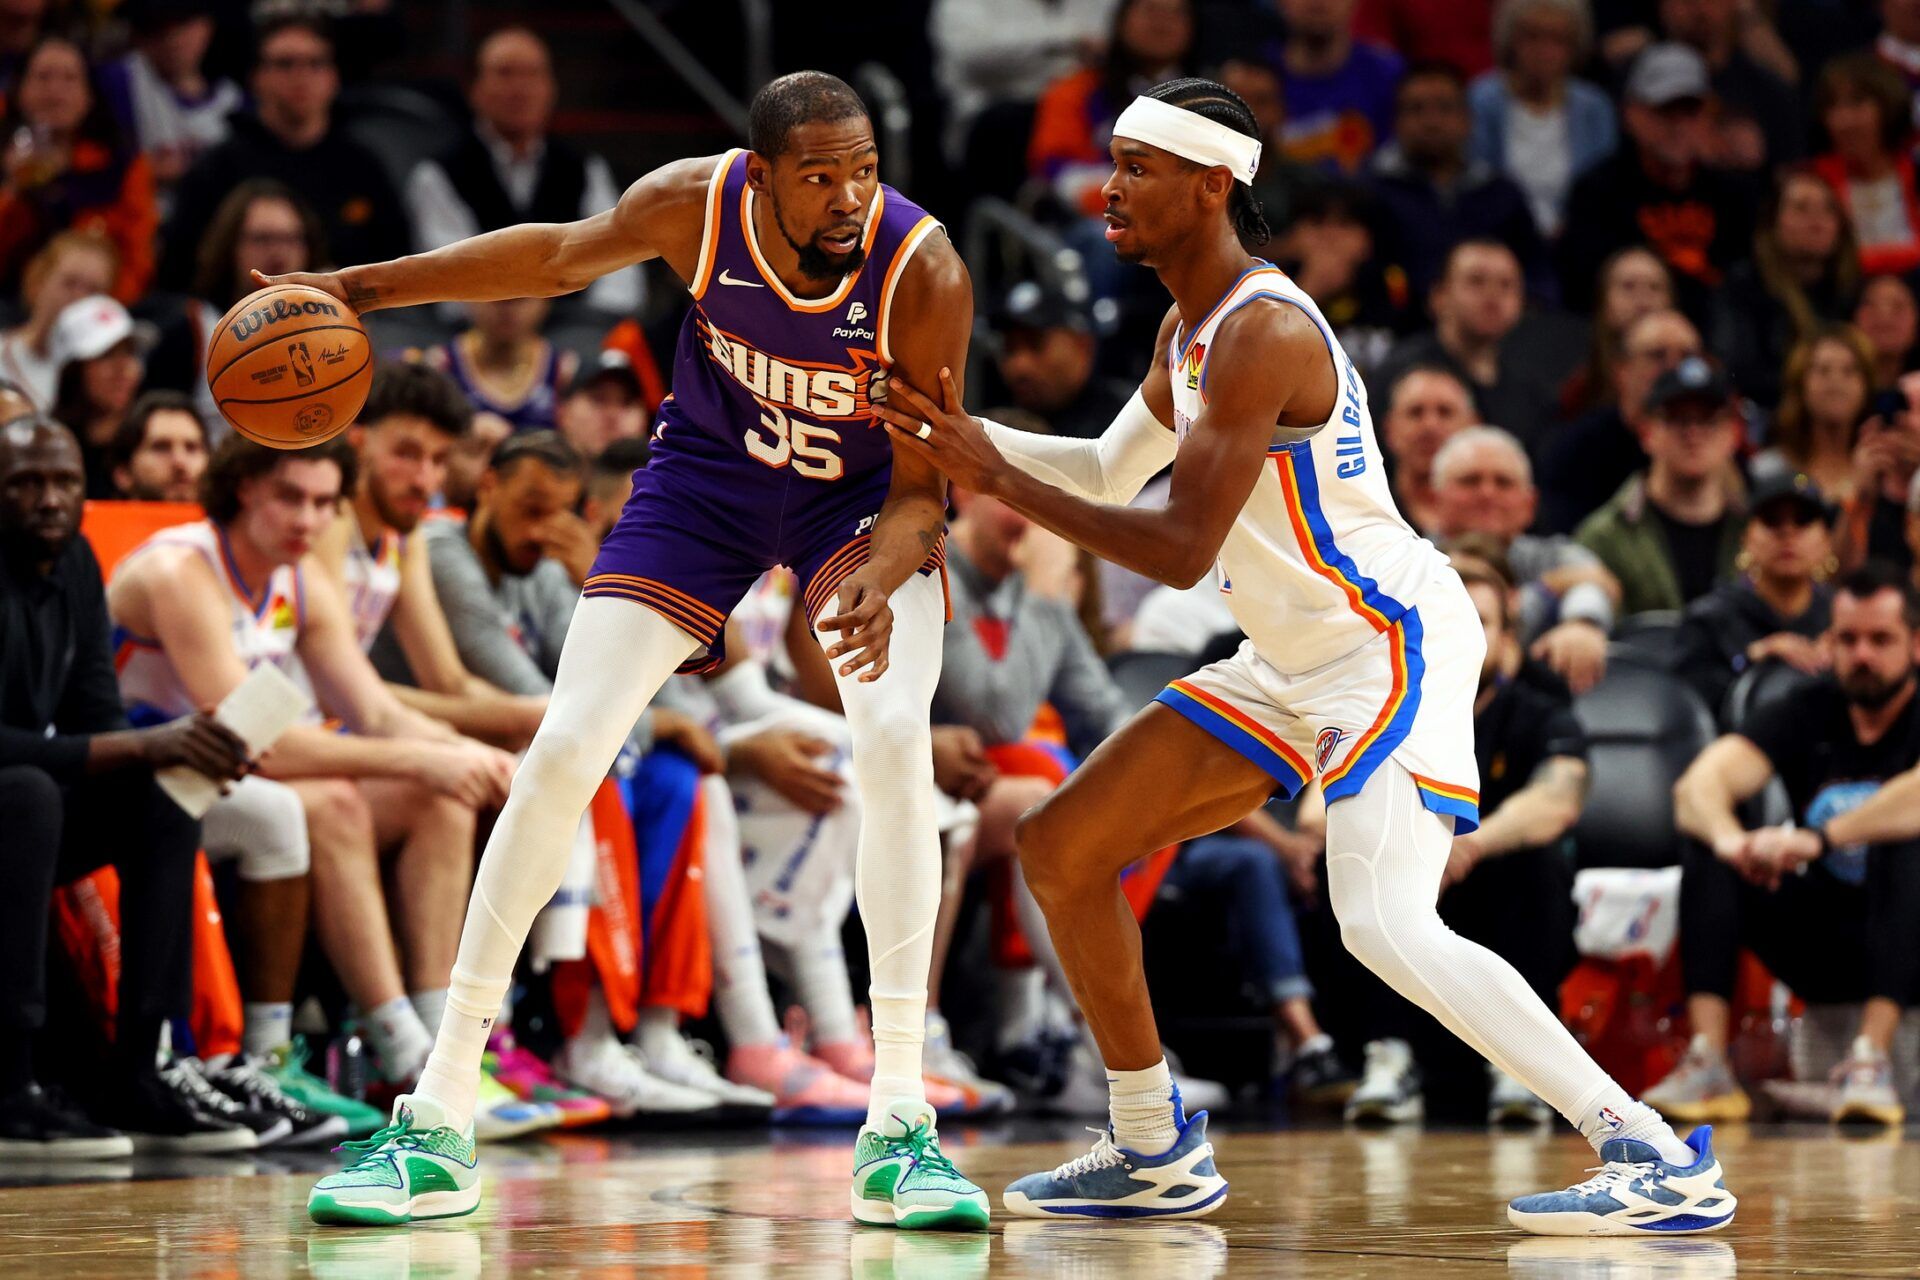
819, 570, 894, 682
249, 268, 357, 309
873, 368, 1006, 494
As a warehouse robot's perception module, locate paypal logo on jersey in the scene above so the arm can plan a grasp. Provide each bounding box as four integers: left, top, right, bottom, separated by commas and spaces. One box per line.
1333, 358, 1367, 479
1805, 781, 1881, 885
834, 299, 874, 340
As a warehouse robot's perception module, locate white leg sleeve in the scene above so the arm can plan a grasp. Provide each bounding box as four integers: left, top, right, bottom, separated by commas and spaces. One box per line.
414, 597, 698, 1129
201, 774, 310, 881
816, 570, 946, 1118
1325, 761, 1621, 1130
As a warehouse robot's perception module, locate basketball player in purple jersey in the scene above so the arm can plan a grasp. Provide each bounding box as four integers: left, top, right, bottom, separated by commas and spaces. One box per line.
270, 73, 991, 1230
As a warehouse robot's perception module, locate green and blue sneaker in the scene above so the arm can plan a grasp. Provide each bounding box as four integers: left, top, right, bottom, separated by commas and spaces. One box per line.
266, 1038, 386, 1140
307, 1097, 480, 1226
851, 1098, 989, 1231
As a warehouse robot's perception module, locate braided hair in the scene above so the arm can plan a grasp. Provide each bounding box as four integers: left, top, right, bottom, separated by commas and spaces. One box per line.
1143, 77, 1272, 249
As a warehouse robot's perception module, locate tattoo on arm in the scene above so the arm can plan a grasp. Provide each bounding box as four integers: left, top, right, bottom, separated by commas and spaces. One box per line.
1531, 756, 1590, 805
344, 281, 385, 309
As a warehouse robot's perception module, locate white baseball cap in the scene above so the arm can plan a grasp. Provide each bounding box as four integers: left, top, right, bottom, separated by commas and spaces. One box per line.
50, 294, 158, 368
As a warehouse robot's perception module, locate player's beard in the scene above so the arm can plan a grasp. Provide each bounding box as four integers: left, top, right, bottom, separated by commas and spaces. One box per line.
369, 476, 424, 534
1840, 665, 1915, 710
770, 189, 866, 282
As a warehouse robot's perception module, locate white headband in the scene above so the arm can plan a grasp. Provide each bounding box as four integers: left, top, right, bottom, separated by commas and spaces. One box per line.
1112, 96, 1262, 186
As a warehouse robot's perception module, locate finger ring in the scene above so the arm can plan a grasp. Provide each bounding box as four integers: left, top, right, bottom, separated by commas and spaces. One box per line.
915, 422, 931, 440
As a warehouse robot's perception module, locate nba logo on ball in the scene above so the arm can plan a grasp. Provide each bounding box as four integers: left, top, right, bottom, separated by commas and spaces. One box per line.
1315, 726, 1345, 772
296, 404, 334, 435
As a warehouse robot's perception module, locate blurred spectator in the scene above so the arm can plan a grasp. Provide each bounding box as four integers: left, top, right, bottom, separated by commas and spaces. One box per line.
991, 281, 1131, 439
556, 351, 647, 460
1271, 181, 1407, 374
51, 294, 152, 499
1030, 0, 1194, 219
1467, 0, 1616, 239
420, 299, 575, 437
1575, 355, 1747, 616
174, 179, 325, 435
930, 0, 1114, 166
1128, 567, 1237, 654
1558, 246, 1673, 420
1378, 239, 1555, 449
1664, 565, 1920, 1128
1837, 369, 1920, 572
0, 228, 114, 409
1675, 471, 1836, 717
1856, 273, 1920, 390
1710, 170, 1860, 411
0, 417, 253, 1154
1908, 468, 1920, 587
1430, 426, 1618, 691
160, 13, 407, 292
1367, 61, 1548, 306
1539, 307, 1701, 533
1757, 325, 1875, 499
0, 0, 46, 97
1811, 54, 1920, 278
1216, 57, 1330, 233
1878, 0, 1920, 116
407, 27, 641, 318
1379, 361, 1476, 531
1341, 553, 1586, 1125
0, 36, 158, 304
98, 0, 241, 203
1274, 0, 1404, 176
1659, 0, 1801, 171
1558, 43, 1755, 319
107, 389, 206, 502
1355, 0, 1494, 75
442, 409, 510, 513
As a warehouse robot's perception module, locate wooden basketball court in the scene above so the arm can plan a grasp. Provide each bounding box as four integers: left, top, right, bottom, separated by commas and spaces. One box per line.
0, 1122, 1909, 1277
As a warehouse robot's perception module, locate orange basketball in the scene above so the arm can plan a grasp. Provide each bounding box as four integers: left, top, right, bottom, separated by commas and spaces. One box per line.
205, 284, 372, 449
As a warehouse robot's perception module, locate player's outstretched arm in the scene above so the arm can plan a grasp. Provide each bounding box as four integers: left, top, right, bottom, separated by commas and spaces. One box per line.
879, 302, 1302, 588
253, 154, 718, 313
818, 233, 972, 682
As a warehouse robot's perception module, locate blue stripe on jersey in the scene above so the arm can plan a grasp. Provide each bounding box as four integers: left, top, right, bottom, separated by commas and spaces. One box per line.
1282, 440, 1408, 627
1319, 608, 1426, 805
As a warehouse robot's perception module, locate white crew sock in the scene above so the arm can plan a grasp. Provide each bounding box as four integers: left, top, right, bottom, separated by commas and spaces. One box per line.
791, 937, 859, 1046
699, 775, 782, 1047
1577, 1092, 1695, 1165
1109, 1059, 1180, 1155
409, 988, 450, 1040
363, 996, 433, 1084
242, 1002, 293, 1059
633, 1005, 683, 1063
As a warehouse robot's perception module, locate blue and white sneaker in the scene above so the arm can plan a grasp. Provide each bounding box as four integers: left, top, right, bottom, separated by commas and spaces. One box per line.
1507, 1126, 1736, 1236
1002, 1108, 1228, 1220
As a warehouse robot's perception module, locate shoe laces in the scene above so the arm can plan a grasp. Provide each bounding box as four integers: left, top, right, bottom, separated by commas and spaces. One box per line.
222, 1058, 301, 1111
1051, 1129, 1127, 1179
1831, 1053, 1889, 1089
895, 1118, 959, 1176
161, 1058, 242, 1117
1567, 1159, 1658, 1198
333, 1113, 425, 1167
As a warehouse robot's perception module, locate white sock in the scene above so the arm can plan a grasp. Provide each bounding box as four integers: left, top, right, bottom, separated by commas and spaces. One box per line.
1109, 1059, 1179, 1155
819, 574, 947, 1129
363, 996, 433, 1084
242, 1002, 293, 1060
1578, 1092, 1695, 1165
791, 938, 858, 1046
699, 777, 782, 1048
632, 1006, 682, 1063
409, 988, 450, 1040
412, 597, 696, 1138
1298, 1032, 1333, 1056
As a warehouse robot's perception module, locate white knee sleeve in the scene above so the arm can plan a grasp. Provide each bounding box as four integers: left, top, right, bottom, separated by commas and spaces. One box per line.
202, 774, 310, 881
1326, 761, 1615, 1127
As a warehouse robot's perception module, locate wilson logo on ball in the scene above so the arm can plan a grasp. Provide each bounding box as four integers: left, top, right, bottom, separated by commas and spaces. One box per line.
227, 296, 341, 342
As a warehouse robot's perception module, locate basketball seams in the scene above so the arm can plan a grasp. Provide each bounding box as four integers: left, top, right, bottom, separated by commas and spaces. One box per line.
204, 283, 328, 371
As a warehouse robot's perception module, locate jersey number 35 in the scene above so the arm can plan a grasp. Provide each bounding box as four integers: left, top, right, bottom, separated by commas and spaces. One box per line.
744, 401, 844, 481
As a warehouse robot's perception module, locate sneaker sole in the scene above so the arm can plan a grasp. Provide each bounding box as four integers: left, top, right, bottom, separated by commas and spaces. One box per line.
1832, 1101, 1905, 1126
772, 1104, 868, 1127
278, 1116, 351, 1149
1001, 1182, 1229, 1220
129, 1128, 259, 1154
850, 1189, 991, 1231
1506, 1205, 1736, 1236
1345, 1099, 1424, 1124
308, 1181, 482, 1226
0, 1135, 135, 1160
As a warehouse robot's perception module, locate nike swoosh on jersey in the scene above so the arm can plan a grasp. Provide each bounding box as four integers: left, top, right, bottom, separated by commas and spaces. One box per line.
718, 269, 765, 288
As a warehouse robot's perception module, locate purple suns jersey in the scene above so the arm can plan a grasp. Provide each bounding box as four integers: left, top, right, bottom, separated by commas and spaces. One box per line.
658, 148, 942, 480
581, 149, 950, 672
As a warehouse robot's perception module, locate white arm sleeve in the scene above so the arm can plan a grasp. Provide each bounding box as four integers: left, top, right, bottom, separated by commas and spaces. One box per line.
980, 391, 1176, 506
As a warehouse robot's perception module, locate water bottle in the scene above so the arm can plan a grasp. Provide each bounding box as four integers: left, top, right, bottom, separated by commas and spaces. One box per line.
330, 1026, 369, 1101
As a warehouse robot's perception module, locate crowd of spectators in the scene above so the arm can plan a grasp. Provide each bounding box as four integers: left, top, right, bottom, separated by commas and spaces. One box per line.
5, 0, 1920, 1158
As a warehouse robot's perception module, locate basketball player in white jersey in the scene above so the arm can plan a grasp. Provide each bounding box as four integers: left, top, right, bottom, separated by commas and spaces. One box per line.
876, 78, 1737, 1235
109, 436, 518, 1101
309, 362, 545, 750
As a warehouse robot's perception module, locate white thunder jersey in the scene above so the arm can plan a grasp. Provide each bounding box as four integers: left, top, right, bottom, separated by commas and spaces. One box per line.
114, 520, 307, 722
342, 523, 405, 653
1166, 263, 1446, 675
